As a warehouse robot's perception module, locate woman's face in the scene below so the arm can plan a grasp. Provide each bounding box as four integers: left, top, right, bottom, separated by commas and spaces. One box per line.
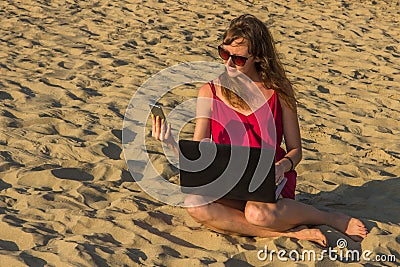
220, 38, 257, 77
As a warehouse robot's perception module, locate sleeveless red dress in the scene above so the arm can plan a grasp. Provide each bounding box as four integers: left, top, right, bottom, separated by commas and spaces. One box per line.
209, 81, 296, 199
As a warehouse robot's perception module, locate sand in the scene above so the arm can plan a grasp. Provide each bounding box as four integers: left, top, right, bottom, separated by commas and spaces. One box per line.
0, 0, 399, 266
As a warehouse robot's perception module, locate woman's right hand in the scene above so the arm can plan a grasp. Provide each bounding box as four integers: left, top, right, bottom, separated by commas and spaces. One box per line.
151, 115, 175, 146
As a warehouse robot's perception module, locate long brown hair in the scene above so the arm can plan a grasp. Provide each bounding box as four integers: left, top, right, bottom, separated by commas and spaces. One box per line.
220, 14, 297, 111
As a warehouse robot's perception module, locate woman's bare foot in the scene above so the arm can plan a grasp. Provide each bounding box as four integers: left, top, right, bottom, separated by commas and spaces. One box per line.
330, 212, 368, 242
287, 225, 328, 247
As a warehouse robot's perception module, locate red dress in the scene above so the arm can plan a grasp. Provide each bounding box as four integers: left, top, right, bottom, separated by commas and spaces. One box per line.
209, 81, 296, 199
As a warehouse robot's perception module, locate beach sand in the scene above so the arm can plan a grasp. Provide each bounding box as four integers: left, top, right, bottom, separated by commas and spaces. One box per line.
0, 0, 399, 266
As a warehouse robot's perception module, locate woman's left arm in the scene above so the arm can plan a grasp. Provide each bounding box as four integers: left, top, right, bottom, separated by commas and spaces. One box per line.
275, 99, 302, 183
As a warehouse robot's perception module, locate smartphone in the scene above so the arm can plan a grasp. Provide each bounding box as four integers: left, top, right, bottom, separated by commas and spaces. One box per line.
275, 177, 287, 200
149, 104, 166, 120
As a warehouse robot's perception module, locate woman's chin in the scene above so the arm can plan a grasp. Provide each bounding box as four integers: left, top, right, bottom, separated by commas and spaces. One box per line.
225, 66, 241, 77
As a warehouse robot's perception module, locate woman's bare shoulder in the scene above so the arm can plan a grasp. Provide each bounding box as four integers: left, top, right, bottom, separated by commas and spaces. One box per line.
278, 94, 297, 115
198, 82, 213, 98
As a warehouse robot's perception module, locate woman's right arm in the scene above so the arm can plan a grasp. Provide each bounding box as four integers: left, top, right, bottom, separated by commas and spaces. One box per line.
151, 82, 213, 153
193, 83, 213, 141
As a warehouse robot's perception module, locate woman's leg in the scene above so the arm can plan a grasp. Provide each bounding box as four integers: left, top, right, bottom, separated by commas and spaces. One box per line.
184, 195, 328, 246
185, 195, 367, 245
245, 198, 367, 241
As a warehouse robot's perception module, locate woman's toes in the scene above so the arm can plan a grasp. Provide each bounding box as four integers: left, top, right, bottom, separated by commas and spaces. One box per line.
294, 228, 327, 247
332, 212, 368, 241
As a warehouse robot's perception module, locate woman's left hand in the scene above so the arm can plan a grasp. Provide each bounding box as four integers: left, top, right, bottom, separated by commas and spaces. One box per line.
275, 162, 286, 185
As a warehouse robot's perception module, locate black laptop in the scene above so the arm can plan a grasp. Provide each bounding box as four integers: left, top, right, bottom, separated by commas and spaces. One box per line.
179, 140, 284, 203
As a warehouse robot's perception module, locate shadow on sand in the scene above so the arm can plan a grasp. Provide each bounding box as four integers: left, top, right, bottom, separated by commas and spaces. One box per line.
296, 177, 399, 263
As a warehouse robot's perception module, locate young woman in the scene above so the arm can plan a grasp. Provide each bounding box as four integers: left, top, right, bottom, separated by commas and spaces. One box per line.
152, 14, 368, 246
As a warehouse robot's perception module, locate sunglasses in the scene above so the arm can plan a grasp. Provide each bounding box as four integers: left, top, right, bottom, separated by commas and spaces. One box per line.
218, 45, 249, 67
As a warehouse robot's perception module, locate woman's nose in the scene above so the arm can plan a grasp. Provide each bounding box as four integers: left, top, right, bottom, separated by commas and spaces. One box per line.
226, 57, 235, 67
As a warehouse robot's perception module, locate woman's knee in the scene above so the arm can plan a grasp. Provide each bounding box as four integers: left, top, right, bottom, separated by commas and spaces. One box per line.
184, 195, 213, 223
245, 202, 278, 227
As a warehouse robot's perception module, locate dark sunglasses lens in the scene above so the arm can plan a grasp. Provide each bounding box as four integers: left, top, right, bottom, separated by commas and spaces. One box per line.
218, 46, 230, 60
233, 56, 247, 66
